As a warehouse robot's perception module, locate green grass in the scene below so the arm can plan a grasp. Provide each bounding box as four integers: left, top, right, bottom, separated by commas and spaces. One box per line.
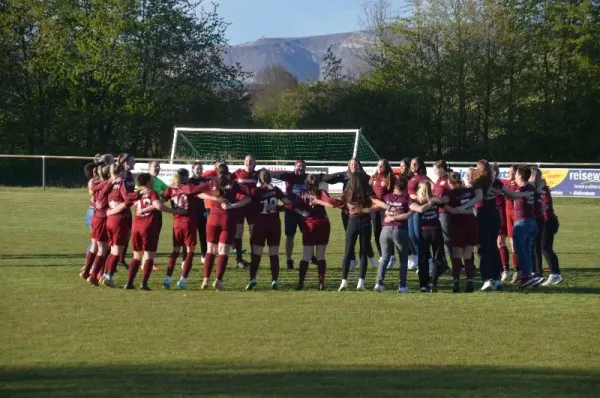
1, 187, 600, 397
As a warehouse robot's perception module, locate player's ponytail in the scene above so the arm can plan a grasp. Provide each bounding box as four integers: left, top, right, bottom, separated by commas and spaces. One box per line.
448, 172, 464, 189
215, 163, 230, 198
110, 163, 124, 179
416, 180, 433, 205
258, 168, 271, 186
100, 165, 111, 181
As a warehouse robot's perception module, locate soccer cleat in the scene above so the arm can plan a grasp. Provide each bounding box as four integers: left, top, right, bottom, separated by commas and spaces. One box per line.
492, 280, 502, 291
420, 286, 432, 293
295, 284, 304, 291
213, 279, 223, 291
369, 257, 378, 268
201, 279, 210, 290
541, 274, 563, 286
398, 286, 410, 293
338, 280, 348, 291
271, 280, 278, 290
318, 283, 325, 291
102, 277, 116, 288
356, 278, 366, 291
80, 271, 90, 280
287, 259, 294, 270
140, 282, 151, 291
123, 283, 135, 290
510, 272, 520, 284
373, 283, 384, 293
501, 270, 510, 282
465, 281, 474, 293
387, 256, 397, 270
480, 279, 493, 291
87, 275, 99, 286
245, 279, 257, 290
163, 277, 171, 289
518, 275, 535, 289
349, 260, 357, 270
452, 280, 460, 293
176, 280, 187, 290
530, 276, 545, 287
237, 260, 248, 269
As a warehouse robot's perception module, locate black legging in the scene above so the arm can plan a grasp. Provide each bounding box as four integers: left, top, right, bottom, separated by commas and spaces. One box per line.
532, 217, 545, 275
477, 207, 502, 281
418, 228, 445, 288
342, 210, 374, 261
542, 217, 560, 274
341, 214, 372, 280
371, 211, 383, 257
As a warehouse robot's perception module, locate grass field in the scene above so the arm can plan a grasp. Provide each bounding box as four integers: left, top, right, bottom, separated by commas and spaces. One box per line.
1, 187, 600, 397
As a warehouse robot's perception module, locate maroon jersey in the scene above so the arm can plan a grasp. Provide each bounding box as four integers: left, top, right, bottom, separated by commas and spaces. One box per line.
420, 205, 441, 230
371, 173, 394, 199
163, 185, 200, 224
107, 179, 133, 218
232, 169, 258, 187
473, 177, 504, 212
446, 187, 477, 227
541, 186, 556, 220
295, 190, 332, 223
194, 180, 246, 215
502, 179, 518, 214
408, 174, 431, 197
245, 185, 286, 220
381, 192, 411, 227
513, 183, 535, 221
133, 190, 160, 228
433, 175, 451, 214
278, 172, 307, 200
92, 181, 111, 218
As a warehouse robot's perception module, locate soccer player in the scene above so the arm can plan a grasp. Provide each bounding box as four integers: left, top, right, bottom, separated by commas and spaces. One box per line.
331, 173, 384, 291
83, 162, 98, 259
243, 169, 301, 290
503, 165, 521, 283
409, 181, 446, 292
529, 167, 545, 282
117, 153, 136, 269
124, 173, 182, 290
369, 159, 396, 267
407, 157, 431, 271
294, 174, 333, 291
194, 164, 251, 290
189, 161, 209, 263
232, 154, 259, 268
493, 163, 510, 281
432, 160, 452, 268
373, 176, 413, 293
443, 172, 478, 293
539, 179, 563, 285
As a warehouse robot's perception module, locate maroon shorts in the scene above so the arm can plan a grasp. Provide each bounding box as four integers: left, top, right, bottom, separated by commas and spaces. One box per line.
506, 211, 515, 238
107, 216, 130, 246
236, 207, 257, 226
250, 217, 281, 246
173, 218, 198, 248
302, 220, 331, 246
206, 212, 236, 244
132, 221, 160, 252
90, 215, 108, 242
451, 221, 478, 248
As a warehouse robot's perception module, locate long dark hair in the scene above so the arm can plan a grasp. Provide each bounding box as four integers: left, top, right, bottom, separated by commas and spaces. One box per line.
399, 158, 410, 178
343, 173, 372, 212
475, 159, 493, 188
306, 174, 321, 196
412, 157, 427, 176
395, 176, 408, 192
215, 163, 230, 198
371, 159, 395, 190
84, 163, 96, 180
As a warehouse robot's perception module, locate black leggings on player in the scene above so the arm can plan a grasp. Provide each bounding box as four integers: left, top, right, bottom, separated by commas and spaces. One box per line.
342, 210, 374, 262
532, 217, 545, 276
477, 207, 502, 281
341, 214, 372, 280
542, 217, 560, 275
418, 228, 445, 289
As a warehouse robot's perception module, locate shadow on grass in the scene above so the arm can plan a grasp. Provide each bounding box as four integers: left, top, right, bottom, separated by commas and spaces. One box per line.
1, 363, 599, 397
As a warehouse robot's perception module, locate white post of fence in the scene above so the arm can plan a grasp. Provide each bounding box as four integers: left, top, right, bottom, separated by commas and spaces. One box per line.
352, 128, 361, 159
170, 128, 179, 164
42, 156, 46, 190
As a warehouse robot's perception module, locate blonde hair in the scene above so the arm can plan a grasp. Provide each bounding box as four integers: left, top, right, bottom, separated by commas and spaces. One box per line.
416, 181, 433, 204
109, 163, 124, 179
100, 165, 111, 181
529, 166, 542, 188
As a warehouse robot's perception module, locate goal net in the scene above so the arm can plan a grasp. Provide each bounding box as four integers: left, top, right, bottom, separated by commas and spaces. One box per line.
169, 128, 380, 163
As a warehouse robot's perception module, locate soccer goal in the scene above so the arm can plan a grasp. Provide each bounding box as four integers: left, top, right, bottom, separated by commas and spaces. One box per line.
169, 127, 380, 164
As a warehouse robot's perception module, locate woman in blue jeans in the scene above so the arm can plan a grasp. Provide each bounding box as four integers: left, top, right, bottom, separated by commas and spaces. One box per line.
512, 165, 541, 288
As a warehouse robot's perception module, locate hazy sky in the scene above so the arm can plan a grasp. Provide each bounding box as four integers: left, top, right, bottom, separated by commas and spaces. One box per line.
209, 0, 407, 45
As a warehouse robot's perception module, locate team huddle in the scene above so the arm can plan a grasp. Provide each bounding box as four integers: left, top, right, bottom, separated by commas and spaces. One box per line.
80, 153, 563, 292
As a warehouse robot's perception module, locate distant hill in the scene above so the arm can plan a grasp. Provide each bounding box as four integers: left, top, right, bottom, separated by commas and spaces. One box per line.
223, 31, 373, 82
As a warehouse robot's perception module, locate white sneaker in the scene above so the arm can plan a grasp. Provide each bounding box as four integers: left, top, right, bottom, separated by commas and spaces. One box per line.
407, 255, 418, 270
201, 278, 209, 290
530, 276, 545, 287
373, 283, 384, 293
481, 279, 493, 291
338, 279, 348, 291
369, 257, 378, 268
492, 280, 502, 291
200, 256, 205, 264
349, 260, 357, 270
398, 286, 410, 293
357, 278, 366, 291
542, 274, 563, 286
500, 271, 510, 282
212, 279, 223, 291
386, 256, 397, 270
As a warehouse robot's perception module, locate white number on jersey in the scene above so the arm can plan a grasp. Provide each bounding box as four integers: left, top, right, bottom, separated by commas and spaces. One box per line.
173, 194, 189, 211
260, 197, 278, 215
136, 198, 153, 217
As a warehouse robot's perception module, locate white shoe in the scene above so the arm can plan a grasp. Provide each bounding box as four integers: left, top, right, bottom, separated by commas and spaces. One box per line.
338, 279, 348, 291
349, 260, 357, 270
501, 271, 510, 282
407, 255, 418, 270
541, 274, 563, 286
530, 276, 545, 287
357, 278, 366, 291
201, 278, 209, 290
398, 286, 410, 293
369, 257, 378, 268
212, 279, 223, 291
373, 283, 384, 293
386, 256, 397, 270
200, 256, 205, 264
492, 280, 502, 291
481, 279, 493, 291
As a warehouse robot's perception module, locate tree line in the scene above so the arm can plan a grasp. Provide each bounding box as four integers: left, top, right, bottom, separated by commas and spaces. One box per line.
1, 0, 600, 164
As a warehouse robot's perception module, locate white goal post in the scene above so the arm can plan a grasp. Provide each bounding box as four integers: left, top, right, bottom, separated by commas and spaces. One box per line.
169, 127, 380, 164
